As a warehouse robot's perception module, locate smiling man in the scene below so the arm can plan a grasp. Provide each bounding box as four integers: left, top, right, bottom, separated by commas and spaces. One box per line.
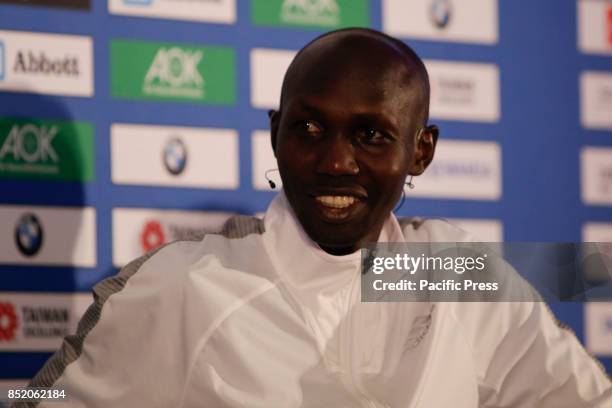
25, 28, 611, 408
270, 29, 436, 256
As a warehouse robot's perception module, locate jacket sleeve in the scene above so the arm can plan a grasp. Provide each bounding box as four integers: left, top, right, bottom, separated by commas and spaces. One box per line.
404, 218, 612, 406
454, 301, 612, 408
17, 242, 191, 408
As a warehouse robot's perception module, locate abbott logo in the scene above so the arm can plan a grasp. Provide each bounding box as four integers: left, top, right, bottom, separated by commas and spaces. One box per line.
0, 30, 93, 97
13, 50, 79, 77
0, 41, 5, 81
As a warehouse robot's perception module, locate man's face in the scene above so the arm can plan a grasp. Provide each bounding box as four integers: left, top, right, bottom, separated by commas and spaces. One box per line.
272, 41, 431, 255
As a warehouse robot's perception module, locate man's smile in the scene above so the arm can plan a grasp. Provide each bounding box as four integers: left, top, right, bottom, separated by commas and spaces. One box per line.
315, 195, 356, 208
309, 189, 367, 222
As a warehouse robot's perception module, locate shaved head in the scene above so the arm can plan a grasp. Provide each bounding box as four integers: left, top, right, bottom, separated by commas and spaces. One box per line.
280, 27, 431, 128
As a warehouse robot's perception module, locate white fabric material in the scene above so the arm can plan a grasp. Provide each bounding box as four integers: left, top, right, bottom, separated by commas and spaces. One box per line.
44, 193, 611, 407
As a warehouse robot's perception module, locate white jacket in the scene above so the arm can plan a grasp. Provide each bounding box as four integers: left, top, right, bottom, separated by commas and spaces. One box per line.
30, 193, 611, 407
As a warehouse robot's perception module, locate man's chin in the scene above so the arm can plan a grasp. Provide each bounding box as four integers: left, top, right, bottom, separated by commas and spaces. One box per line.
316, 241, 361, 256
308, 231, 363, 255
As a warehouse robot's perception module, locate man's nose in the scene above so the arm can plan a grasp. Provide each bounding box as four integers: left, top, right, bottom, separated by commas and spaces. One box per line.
315, 136, 359, 176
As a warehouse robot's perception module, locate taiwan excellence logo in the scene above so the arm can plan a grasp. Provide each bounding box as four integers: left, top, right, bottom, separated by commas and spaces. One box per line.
163, 137, 187, 176
0, 301, 18, 342
141, 220, 166, 253
0, 41, 5, 81
430, 0, 452, 29
14, 213, 44, 257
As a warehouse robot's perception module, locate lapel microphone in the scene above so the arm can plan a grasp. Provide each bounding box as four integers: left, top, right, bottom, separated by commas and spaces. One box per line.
265, 169, 279, 189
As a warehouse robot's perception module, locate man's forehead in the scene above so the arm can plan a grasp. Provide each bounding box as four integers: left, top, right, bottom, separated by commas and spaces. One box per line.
283, 51, 418, 117
292, 33, 411, 77
278, 28, 430, 127
287, 72, 414, 106
298, 29, 409, 62
281, 31, 423, 104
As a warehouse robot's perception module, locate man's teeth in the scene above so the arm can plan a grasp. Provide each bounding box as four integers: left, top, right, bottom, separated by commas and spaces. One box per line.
315, 195, 356, 209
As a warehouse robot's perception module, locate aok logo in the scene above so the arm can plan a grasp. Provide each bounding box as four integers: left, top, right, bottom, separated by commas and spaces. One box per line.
144, 47, 204, 98
281, 0, 340, 25
13, 50, 79, 76
0, 124, 59, 164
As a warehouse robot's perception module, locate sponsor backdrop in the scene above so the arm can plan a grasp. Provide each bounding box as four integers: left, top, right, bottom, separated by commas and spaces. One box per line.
0, 0, 611, 380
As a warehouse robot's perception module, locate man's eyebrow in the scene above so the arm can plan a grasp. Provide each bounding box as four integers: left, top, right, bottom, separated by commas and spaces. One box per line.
351, 113, 399, 134
292, 99, 400, 133
291, 100, 325, 116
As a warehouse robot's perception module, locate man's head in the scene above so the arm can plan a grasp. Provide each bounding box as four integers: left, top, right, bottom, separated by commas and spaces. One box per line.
270, 28, 438, 255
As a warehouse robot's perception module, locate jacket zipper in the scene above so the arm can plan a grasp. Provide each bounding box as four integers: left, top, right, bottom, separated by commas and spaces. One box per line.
340, 272, 388, 408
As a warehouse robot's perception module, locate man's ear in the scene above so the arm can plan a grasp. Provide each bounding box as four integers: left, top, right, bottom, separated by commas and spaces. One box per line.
269, 109, 280, 157
409, 124, 439, 176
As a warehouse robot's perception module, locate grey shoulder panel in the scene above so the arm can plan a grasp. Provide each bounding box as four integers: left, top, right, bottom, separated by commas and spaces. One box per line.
219, 215, 265, 239
20, 214, 264, 407
20, 247, 166, 407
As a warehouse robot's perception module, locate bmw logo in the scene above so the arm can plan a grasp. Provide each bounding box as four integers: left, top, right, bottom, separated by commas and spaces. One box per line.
14, 213, 44, 257
163, 137, 188, 176
430, 0, 452, 29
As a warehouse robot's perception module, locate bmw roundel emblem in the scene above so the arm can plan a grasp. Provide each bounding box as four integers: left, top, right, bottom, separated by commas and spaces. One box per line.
163, 137, 188, 176
14, 213, 44, 257
430, 0, 452, 29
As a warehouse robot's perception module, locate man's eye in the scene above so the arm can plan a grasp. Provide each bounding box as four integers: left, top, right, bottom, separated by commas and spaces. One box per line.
357, 128, 389, 144
299, 120, 323, 135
